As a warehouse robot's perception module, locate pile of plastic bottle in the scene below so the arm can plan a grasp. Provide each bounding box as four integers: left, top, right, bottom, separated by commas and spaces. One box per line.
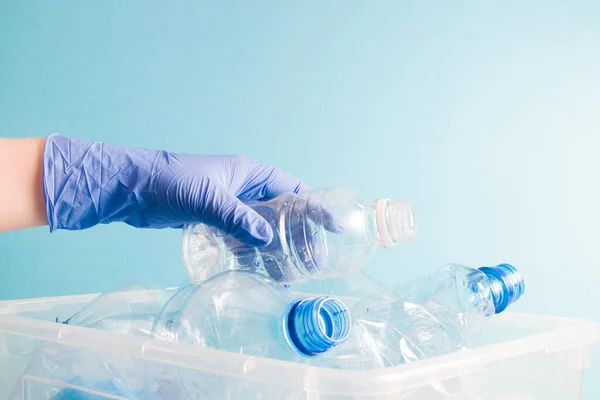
11, 187, 525, 399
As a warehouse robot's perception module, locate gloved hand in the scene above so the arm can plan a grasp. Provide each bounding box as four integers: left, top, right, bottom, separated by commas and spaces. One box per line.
43, 134, 307, 246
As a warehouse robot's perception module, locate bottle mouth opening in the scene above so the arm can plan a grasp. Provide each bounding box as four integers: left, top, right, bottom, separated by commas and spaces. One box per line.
284, 297, 351, 357
375, 199, 417, 247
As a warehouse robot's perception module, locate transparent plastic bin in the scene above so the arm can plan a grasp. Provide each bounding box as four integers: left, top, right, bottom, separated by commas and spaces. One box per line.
0, 291, 598, 400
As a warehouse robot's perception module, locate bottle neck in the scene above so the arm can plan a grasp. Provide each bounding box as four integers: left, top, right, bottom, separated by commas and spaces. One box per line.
284, 297, 351, 357
371, 199, 416, 248
478, 264, 525, 314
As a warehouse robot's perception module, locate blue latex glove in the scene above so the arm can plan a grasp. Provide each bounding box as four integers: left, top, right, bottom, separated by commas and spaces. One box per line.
43, 134, 307, 246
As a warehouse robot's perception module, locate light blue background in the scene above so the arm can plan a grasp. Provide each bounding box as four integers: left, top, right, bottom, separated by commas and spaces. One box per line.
1, 1, 600, 397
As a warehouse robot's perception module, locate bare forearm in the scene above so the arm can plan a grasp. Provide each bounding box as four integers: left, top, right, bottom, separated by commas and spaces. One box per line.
0, 138, 48, 231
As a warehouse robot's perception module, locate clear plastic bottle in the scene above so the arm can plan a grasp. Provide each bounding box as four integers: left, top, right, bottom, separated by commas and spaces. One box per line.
182, 187, 417, 284
323, 263, 525, 369
148, 270, 352, 399
151, 270, 351, 360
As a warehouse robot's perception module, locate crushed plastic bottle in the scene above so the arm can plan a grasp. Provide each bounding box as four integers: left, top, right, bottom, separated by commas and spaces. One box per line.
148, 270, 352, 399
322, 263, 525, 369
12, 273, 351, 400
152, 270, 351, 360
182, 187, 417, 284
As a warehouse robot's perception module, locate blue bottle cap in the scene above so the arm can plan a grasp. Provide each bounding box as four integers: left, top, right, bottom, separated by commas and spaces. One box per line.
284, 296, 351, 357
478, 263, 525, 314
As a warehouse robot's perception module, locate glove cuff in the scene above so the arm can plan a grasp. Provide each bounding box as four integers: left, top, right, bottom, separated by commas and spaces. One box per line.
43, 134, 165, 231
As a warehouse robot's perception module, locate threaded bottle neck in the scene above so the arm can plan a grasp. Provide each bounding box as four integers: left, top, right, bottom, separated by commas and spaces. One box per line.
373, 199, 417, 248
284, 296, 351, 357
478, 264, 525, 314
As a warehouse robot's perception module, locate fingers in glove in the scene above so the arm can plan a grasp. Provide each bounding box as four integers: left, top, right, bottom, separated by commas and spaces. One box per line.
208, 189, 275, 247
245, 160, 309, 200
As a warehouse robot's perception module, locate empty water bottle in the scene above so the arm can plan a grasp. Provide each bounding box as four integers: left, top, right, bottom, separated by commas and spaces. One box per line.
147, 271, 351, 399
152, 270, 351, 360
182, 187, 416, 284
323, 263, 525, 369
